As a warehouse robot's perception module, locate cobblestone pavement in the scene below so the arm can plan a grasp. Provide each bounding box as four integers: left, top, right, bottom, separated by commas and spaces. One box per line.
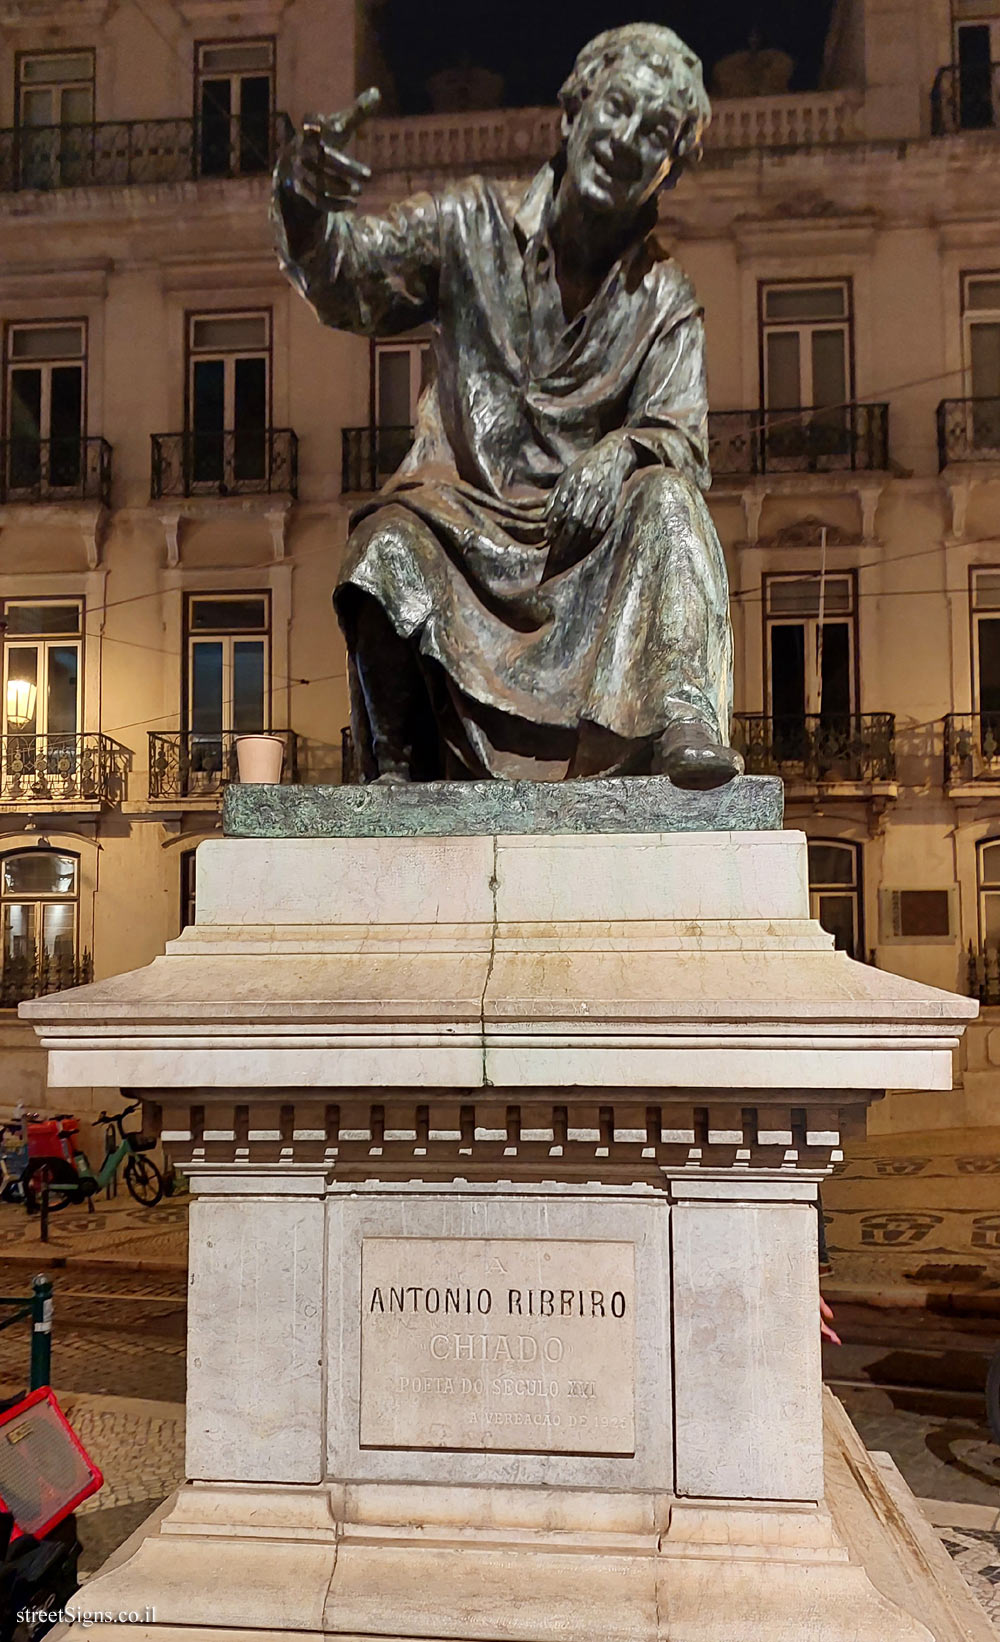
935, 1526, 1000, 1627
59, 1392, 185, 1578
0, 1265, 186, 1402
823, 1127, 1000, 1307
0, 1190, 188, 1272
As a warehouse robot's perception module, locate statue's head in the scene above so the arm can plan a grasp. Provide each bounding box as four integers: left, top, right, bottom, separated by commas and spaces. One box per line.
558, 24, 711, 217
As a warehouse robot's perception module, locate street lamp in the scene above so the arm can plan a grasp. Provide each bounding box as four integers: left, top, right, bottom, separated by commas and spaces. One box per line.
6, 678, 37, 731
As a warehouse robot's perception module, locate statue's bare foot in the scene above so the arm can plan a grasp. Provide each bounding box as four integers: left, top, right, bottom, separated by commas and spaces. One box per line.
656, 721, 744, 790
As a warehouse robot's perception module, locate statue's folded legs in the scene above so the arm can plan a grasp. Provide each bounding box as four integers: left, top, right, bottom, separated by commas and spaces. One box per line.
337, 469, 744, 789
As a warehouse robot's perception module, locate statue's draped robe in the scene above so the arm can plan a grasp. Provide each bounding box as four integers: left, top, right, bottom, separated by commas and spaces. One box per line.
274, 163, 734, 779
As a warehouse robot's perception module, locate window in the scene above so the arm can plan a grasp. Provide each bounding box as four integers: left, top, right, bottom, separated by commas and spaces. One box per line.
971, 570, 1000, 742
954, 20, 1000, 129
808, 839, 862, 959
962, 276, 1000, 452
980, 839, 1000, 949
196, 39, 274, 177
760, 282, 852, 412
375, 339, 432, 428
0, 848, 85, 1005
187, 311, 269, 489
765, 574, 856, 759
2, 600, 81, 740
185, 594, 269, 789
15, 50, 94, 189
371, 338, 432, 483
5, 323, 85, 495
180, 848, 197, 932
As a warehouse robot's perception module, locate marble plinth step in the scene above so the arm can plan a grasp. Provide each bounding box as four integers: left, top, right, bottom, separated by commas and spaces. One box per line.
223, 774, 783, 839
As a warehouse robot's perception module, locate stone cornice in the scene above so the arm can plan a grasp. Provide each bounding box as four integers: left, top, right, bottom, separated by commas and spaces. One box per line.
0, 259, 110, 300
733, 212, 880, 261
0, 174, 271, 225
935, 216, 1000, 250
0, 0, 113, 27
173, 0, 291, 22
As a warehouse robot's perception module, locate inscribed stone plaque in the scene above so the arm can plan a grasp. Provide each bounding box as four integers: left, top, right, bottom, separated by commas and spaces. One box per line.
360, 1238, 636, 1454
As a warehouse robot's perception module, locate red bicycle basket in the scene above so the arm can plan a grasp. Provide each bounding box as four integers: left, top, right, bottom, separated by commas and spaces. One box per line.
0, 1388, 103, 1538
27, 1120, 62, 1161
27, 1116, 79, 1163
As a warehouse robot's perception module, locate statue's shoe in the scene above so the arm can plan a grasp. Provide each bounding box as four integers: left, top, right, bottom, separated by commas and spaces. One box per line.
656, 721, 745, 790
370, 735, 413, 784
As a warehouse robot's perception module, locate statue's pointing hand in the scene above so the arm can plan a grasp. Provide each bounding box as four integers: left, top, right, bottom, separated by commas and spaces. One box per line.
287, 87, 381, 214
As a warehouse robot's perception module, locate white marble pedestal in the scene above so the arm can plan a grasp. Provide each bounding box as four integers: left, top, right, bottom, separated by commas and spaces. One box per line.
24, 824, 989, 1641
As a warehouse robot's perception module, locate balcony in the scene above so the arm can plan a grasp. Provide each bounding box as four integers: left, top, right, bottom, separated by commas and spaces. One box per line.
709, 405, 889, 477
151, 429, 298, 500
942, 713, 1000, 787
932, 64, 1000, 134
342, 425, 414, 493
733, 714, 896, 786
0, 113, 289, 193
355, 92, 864, 178
0, 733, 129, 807
0, 436, 111, 507
148, 729, 299, 802
936, 398, 1000, 467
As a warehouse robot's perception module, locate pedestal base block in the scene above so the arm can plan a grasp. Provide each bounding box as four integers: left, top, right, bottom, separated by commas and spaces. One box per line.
73, 1397, 993, 1642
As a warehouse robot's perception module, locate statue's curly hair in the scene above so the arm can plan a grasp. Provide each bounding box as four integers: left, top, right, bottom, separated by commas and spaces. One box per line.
558, 24, 711, 165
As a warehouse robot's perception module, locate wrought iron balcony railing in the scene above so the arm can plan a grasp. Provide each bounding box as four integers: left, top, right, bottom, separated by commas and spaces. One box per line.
709, 405, 890, 476
936, 398, 1000, 466
342, 425, 414, 492
0, 436, 111, 506
0, 112, 290, 193
0, 945, 93, 1009
966, 944, 1000, 1006
151, 429, 298, 500
942, 713, 1000, 784
148, 729, 298, 800
0, 733, 129, 805
343, 410, 890, 491
932, 63, 1000, 134
732, 714, 896, 783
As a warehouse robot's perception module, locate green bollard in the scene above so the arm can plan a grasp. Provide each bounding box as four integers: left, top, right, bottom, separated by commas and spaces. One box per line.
29, 1273, 52, 1390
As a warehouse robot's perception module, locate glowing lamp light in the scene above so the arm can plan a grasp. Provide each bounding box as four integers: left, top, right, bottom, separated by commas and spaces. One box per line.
6, 678, 37, 730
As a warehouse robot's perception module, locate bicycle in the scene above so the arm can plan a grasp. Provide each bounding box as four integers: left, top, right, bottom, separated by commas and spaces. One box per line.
22, 1100, 164, 1213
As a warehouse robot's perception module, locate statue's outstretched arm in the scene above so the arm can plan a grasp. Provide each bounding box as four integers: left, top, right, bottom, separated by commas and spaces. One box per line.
272, 90, 442, 337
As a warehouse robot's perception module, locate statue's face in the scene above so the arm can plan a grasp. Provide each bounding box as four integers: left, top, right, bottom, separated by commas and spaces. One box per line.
565, 62, 683, 218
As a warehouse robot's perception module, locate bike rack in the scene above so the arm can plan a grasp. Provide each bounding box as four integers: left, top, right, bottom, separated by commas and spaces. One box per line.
0, 1274, 52, 1389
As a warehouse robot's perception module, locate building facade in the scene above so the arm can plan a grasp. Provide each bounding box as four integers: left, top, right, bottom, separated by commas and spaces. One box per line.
0, 0, 997, 1130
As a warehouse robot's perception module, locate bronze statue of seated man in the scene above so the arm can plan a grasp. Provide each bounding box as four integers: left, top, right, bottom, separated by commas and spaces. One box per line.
273, 23, 744, 789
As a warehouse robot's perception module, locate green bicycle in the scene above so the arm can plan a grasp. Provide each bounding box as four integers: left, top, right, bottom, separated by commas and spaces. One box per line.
23, 1099, 164, 1212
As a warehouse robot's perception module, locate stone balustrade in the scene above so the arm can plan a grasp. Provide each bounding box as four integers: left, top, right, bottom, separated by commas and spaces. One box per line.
357, 91, 865, 177
709, 89, 864, 149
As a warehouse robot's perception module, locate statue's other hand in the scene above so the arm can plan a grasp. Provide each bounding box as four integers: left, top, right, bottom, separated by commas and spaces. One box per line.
546, 437, 638, 573
281, 87, 380, 214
